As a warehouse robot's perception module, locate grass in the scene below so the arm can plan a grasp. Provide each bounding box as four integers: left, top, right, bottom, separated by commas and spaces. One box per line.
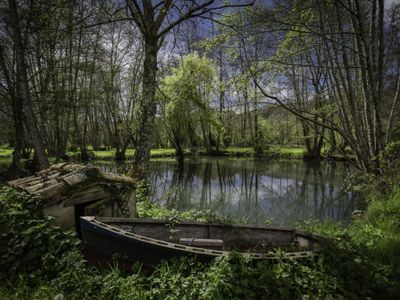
0, 146, 178, 160
272, 146, 305, 155
151, 148, 177, 156
1, 145, 310, 161
87, 148, 177, 159
224, 147, 254, 155
0, 144, 358, 164
223, 146, 306, 159
0, 147, 12, 157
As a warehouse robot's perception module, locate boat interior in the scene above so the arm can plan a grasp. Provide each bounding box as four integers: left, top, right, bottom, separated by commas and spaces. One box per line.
98, 217, 316, 252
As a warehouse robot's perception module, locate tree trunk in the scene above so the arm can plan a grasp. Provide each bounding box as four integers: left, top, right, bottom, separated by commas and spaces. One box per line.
8, 0, 49, 171
253, 77, 263, 157
10, 94, 24, 174
176, 146, 184, 167
115, 148, 126, 161
134, 39, 158, 176
0, 42, 24, 174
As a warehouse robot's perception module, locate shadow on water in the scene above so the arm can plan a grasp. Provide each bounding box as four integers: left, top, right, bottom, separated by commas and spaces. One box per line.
95, 158, 362, 226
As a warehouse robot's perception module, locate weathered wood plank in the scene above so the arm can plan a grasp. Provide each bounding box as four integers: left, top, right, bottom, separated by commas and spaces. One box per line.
63, 188, 110, 207
36, 168, 59, 176
25, 178, 64, 193
62, 173, 88, 186
45, 172, 62, 181
180, 238, 224, 248
46, 162, 69, 171
25, 182, 46, 193
8, 175, 37, 187
36, 182, 65, 198
23, 178, 46, 187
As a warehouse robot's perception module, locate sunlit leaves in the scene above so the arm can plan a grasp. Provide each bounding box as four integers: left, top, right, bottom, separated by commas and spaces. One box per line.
159, 53, 219, 149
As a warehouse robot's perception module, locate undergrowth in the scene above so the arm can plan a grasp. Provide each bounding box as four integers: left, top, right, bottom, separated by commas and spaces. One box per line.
1, 176, 400, 299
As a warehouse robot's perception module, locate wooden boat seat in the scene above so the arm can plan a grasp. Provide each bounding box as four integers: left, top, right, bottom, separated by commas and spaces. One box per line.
180, 238, 224, 249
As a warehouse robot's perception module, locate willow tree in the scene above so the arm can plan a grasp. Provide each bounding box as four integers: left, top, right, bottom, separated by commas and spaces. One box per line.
125, 0, 253, 174
161, 53, 217, 160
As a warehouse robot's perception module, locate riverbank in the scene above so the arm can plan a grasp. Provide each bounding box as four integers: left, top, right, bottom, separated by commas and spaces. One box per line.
0, 145, 355, 162
74, 146, 354, 161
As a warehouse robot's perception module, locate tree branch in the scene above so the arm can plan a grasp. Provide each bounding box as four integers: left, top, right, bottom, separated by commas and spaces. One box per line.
158, 1, 254, 38
126, 0, 146, 34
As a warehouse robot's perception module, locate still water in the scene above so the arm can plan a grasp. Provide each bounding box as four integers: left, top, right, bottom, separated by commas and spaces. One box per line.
96, 158, 362, 226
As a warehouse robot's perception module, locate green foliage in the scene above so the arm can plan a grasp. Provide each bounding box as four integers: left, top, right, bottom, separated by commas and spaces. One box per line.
360, 187, 400, 267
258, 117, 276, 150
1, 185, 400, 299
135, 179, 152, 203
142, 254, 339, 300
381, 141, 400, 182
299, 186, 400, 299
160, 53, 220, 151
137, 200, 230, 224
352, 141, 400, 198
0, 187, 79, 285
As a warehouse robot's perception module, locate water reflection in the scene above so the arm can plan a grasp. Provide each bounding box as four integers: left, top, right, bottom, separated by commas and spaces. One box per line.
96, 158, 361, 226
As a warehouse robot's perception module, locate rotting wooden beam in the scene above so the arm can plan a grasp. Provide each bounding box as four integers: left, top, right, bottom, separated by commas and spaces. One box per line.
100, 172, 136, 186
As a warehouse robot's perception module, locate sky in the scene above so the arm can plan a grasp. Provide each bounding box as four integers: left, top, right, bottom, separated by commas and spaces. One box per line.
385, 0, 399, 9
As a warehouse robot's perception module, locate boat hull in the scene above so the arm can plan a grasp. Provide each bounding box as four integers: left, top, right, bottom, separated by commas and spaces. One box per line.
80, 217, 321, 271
81, 218, 214, 270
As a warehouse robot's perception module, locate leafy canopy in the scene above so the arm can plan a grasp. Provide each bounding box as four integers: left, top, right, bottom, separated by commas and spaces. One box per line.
160, 53, 219, 148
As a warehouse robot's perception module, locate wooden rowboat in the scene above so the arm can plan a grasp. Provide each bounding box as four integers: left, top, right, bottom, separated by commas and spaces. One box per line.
80, 216, 322, 270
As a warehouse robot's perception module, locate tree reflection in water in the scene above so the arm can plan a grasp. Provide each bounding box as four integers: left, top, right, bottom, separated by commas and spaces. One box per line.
96, 158, 362, 226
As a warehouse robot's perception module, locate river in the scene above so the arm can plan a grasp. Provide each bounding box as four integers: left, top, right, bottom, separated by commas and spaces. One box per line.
95, 157, 362, 226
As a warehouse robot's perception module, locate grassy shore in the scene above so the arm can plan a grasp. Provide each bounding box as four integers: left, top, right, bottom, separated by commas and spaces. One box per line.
0, 145, 357, 163
0, 145, 310, 161
65, 146, 308, 160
